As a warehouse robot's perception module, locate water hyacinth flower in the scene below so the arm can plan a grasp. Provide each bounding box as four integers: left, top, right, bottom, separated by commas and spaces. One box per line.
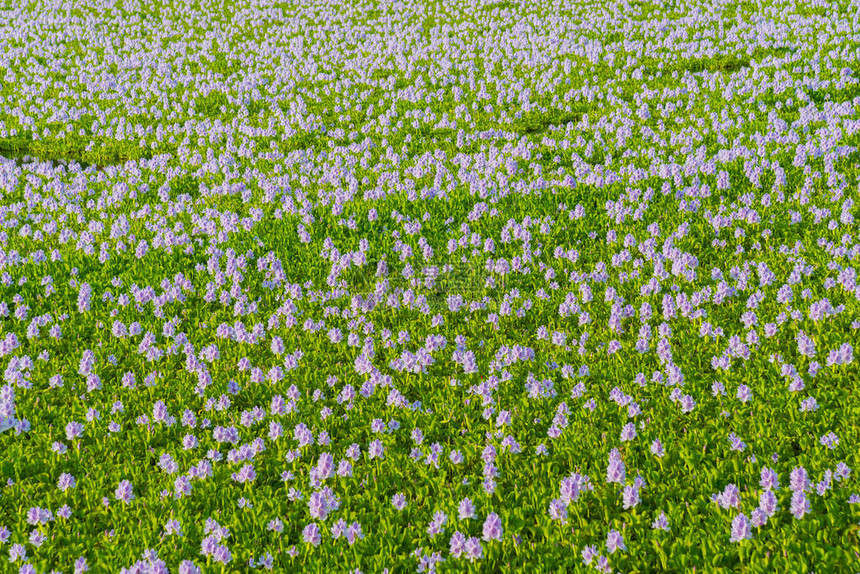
463, 537, 483, 561
391, 493, 407, 511
57, 472, 76, 491
115, 480, 134, 504
730, 513, 752, 542
652, 512, 670, 531
308, 491, 329, 520
716, 484, 741, 509
790, 467, 809, 493
270, 336, 285, 355
820, 432, 839, 449
728, 433, 746, 452
8, 543, 26, 562
836, 463, 852, 482
458, 498, 476, 520
77, 282, 92, 313
344, 522, 364, 545
796, 331, 816, 358
606, 449, 626, 484
302, 523, 321, 546
760, 467, 780, 491
65, 421, 84, 441
623, 483, 641, 509
620, 422, 637, 442
449, 531, 467, 558
759, 490, 779, 517
427, 511, 447, 536
268, 518, 284, 533
606, 530, 626, 554
791, 491, 811, 519
548, 498, 568, 522
482, 512, 502, 542
164, 519, 182, 537
581, 545, 599, 566
750, 508, 768, 528
368, 439, 385, 460
257, 552, 274, 570
174, 475, 192, 499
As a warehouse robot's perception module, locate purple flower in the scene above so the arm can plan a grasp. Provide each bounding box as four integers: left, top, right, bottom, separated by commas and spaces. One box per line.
606, 449, 625, 484
730, 513, 752, 542
449, 531, 467, 558
345, 522, 363, 545
750, 508, 768, 528
58, 472, 76, 491
458, 498, 475, 520
606, 529, 626, 554
268, 518, 284, 533
331, 458, 350, 478
77, 283, 92, 313
482, 512, 502, 542
464, 537, 483, 561
231, 464, 256, 484
391, 493, 407, 511
796, 331, 816, 358
427, 511, 447, 536
9, 543, 26, 562
651, 511, 670, 531
411, 427, 424, 445
790, 467, 809, 492
559, 474, 584, 503
257, 552, 274, 570
619, 421, 637, 441
212, 544, 232, 564
78, 350, 95, 376
308, 491, 329, 520
65, 421, 84, 441
728, 433, 746, 452
623, 483, 641, 509
270, 336, 285, 355
760, 467, 780, 490
29, 530, 46, 547
368, 439, 385, 460
302, 523, 321, 546
115, 480, 134, 504
791, 491, 810, 519
174, 476, 192, 498
164, 519, 182, 536
759, 490, 779, 517
581, 545, 598, 565
717, 484, 741, 509
820, 432, 839, 449
548, 498, 568, 522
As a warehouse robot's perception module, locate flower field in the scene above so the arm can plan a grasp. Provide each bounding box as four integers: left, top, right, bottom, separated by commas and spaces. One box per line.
1, 0, 860, 571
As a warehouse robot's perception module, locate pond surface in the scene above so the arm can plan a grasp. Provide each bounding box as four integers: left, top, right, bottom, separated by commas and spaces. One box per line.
0, 147, 100, 171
